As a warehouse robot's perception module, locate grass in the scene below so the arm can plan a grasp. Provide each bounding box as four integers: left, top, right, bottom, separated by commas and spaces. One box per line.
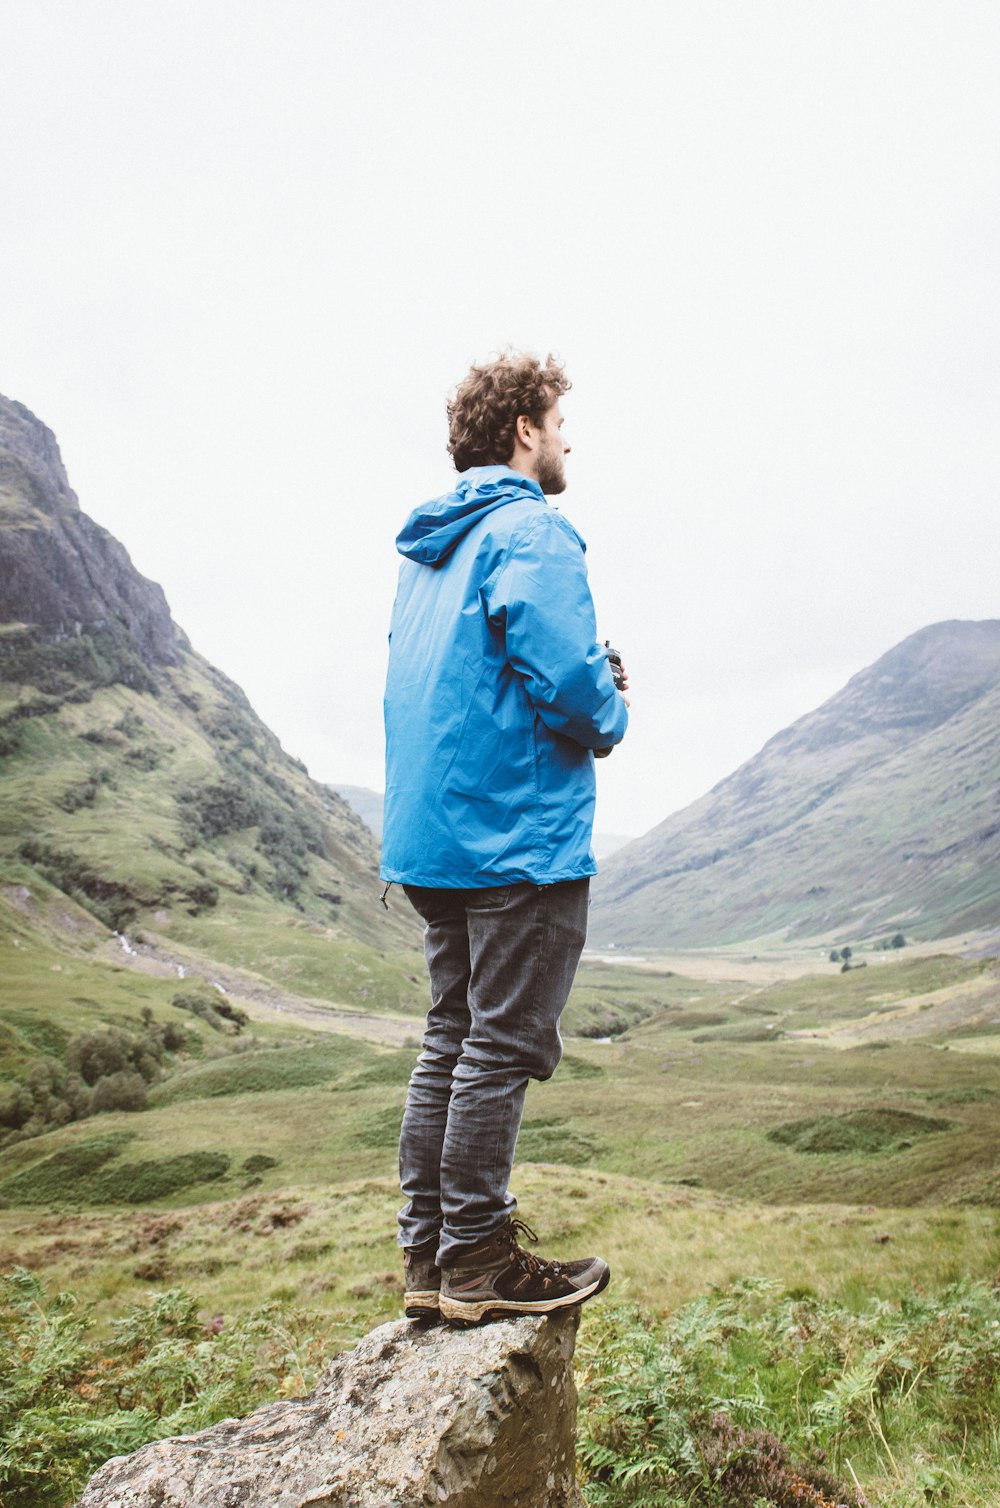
0, 1133, 135, 1203
0, 654, 424, 1008
3, 1164, 998, 1341
146, 1038, 379, 1106
1, 921, 998, 1503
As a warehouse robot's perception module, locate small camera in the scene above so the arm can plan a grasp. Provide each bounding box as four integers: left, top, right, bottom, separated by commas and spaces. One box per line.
604, 641, 625, 691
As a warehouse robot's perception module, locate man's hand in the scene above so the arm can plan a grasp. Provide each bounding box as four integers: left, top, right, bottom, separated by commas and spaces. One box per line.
596, 651, 629, 756
604, 641, 630, 708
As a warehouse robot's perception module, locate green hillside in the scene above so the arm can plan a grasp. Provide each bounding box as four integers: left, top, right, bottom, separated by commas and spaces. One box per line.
592, 620, 1000, 948
0, 393, 425, 1141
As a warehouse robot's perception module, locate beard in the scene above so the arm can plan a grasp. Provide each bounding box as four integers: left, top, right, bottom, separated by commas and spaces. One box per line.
535, 441, 567, 495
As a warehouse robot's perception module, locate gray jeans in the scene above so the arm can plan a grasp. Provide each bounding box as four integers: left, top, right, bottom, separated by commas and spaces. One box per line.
397, 878, 590, 1264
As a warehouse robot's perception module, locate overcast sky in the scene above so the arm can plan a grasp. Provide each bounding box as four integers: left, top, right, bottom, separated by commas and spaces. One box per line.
3, 1, 998, 837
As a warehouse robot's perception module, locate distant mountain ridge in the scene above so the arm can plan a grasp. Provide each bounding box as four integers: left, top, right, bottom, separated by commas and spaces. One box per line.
0, 394, 419, 1003
331, 783, 636, 861
333, 785, 384, 840
591, 621, 1000, 947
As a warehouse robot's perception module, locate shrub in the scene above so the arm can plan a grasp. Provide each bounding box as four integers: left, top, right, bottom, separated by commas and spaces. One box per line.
92, 1151, 230, 1203
89, 1072, 148, 1114
0, 1084, 36, 1132
115, 708, 146, 738
766, 1108, 952, 1155
55, 770, 113, 813
0, 1138, 229, 1207
176, 768, 324, 902
16, 840, 139, 930
0, 1133, 134, 1204
149, 1041, 359, 1107
0, 1022, 190, 1144
185, 880, 219, 912
242, 1154, 279, 1174
123, 745, 161, 771
0, 622, 158, 698
67, 1028, 159, 1088
171, 992, 246, 1034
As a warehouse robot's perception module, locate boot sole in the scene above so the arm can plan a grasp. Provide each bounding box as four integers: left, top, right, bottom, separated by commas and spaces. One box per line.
439, 1267, 610, 1327
404, 1288, 440, 1319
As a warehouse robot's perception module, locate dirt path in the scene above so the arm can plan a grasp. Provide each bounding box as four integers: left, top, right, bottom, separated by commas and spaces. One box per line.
102, 934, 422, 1047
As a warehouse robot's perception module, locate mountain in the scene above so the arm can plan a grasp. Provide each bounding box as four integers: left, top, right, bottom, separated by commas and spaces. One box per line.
591, 831, 638, 861
591, 621, 1000, 948
0, 394, 420, 1007
333, 785, 384, 839
331, 782, 635, 864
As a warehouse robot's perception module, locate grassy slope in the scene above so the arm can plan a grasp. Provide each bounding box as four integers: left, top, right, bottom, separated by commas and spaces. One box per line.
2, 944, 998, 1505
0, 643, 423, 1016
2, 949, 998, 1330
592, 651, 1000, 950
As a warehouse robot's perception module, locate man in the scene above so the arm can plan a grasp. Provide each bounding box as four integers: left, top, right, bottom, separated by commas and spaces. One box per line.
381, 352, 628, 1326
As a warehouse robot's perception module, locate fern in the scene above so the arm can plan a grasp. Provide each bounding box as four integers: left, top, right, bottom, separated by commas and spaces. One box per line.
576, 1282, 1000, 1506
0, 1268, 331, 1506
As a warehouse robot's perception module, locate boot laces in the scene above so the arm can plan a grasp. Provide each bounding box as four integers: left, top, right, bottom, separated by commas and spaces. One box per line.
505, 1218, 562, 1279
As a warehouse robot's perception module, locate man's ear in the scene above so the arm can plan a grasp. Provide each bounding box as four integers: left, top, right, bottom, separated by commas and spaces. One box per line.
514, 413, 537, 450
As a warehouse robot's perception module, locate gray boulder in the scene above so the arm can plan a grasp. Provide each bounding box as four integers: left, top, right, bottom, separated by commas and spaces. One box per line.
75, 1311, 586, 1507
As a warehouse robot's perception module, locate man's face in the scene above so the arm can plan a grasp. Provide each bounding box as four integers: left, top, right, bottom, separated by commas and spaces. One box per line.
533, 400, 571, 495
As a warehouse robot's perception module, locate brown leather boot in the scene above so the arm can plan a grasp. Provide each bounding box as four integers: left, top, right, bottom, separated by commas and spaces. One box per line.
439, 1218, 610, 1326
403, 1234, 441, 1318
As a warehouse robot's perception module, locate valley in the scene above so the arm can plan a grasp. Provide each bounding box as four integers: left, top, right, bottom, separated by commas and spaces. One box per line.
2, 391, 998, 1503
3, 927, 999, 1504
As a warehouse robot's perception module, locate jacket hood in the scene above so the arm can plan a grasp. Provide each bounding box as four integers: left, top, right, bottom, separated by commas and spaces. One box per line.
396, 466, 547, 565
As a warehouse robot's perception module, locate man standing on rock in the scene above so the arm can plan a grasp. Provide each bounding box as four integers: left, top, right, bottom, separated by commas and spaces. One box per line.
381, 352, 629, 1325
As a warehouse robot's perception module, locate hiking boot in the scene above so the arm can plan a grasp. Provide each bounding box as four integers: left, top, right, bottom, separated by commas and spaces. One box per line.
403, 1234, 441, 1318
439, 1218, 610, 1326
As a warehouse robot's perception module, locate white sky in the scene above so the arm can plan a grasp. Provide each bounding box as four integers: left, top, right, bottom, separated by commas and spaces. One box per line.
2, 1, 998, 837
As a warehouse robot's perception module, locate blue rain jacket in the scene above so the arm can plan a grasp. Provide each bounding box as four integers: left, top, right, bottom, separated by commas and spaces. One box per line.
381, 466, 628, 887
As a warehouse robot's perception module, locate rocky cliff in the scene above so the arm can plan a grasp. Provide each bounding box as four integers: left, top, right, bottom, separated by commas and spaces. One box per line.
0, 397, 180, 666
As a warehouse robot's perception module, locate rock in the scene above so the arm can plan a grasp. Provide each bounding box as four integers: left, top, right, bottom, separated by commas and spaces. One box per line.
75, 1311, 587, 1507
0, 394, 181, 666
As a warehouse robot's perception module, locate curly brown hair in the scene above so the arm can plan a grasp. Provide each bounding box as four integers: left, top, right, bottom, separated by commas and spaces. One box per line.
446, 352, 571, 472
